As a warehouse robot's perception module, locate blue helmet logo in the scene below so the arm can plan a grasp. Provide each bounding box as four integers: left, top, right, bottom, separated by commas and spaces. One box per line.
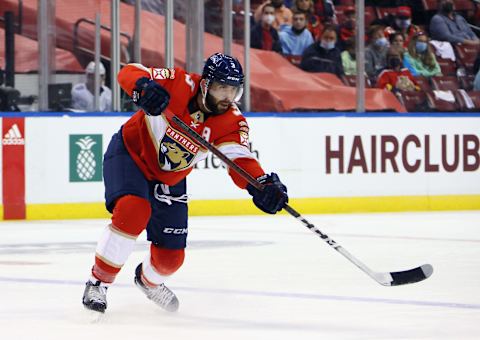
202, 53, 244, 87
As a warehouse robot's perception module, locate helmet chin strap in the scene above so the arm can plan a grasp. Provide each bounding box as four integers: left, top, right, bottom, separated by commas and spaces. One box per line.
200, 79, 213, 113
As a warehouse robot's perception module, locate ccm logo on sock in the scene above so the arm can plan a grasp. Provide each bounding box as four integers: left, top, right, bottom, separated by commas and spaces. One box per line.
163, 228, 188, 234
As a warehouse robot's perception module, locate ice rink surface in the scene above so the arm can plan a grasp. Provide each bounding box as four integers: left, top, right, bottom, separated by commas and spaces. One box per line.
0, 211, 479, 340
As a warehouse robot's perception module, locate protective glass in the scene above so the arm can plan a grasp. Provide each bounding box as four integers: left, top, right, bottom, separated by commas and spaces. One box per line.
208, 81, 244, 103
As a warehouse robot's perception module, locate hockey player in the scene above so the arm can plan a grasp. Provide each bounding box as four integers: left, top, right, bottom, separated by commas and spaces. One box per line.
82, 53, 289, 313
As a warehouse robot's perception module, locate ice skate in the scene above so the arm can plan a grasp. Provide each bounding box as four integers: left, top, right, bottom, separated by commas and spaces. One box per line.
82, 280, 108, 313
134, 264, 179, 312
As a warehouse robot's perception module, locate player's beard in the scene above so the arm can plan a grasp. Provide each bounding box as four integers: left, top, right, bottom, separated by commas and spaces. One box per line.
206, 92, 231, 116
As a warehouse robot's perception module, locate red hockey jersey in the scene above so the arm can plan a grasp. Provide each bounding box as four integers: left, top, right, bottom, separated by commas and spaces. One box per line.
117, 64, 264, 189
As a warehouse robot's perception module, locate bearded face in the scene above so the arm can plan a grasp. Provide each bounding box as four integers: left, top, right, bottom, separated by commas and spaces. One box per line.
201, 80, 243, 115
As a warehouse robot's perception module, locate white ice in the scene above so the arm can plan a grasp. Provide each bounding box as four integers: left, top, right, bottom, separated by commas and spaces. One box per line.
0, 211, 479, 340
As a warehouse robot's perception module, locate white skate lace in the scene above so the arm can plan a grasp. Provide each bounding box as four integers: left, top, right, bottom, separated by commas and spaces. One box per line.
147, 284, 175, 307
88, 284, 107, 303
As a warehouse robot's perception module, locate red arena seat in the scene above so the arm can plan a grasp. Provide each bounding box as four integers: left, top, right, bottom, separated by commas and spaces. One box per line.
431, 76, 460, 91
455, 44, 480, 74
414, 76, 432, 91
376, 7, 398, 19
426, 90, 460, 111
459, 74, 476, 91
341, 75, 372, 88
400, 91, 428, 112
436, 58, 457, 76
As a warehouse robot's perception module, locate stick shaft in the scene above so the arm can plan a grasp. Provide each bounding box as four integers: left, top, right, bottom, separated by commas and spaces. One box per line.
171, 114, 378, 279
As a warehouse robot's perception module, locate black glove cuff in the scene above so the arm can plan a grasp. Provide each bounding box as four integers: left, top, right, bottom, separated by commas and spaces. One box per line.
132, 77, 151, 104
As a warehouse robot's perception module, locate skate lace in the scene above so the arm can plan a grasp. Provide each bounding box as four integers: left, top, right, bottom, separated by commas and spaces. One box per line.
148, 284, 175, 307
88, 284, 107, 303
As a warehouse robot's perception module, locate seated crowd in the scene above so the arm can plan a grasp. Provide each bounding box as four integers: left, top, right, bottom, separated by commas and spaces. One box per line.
248, 0, 480, 111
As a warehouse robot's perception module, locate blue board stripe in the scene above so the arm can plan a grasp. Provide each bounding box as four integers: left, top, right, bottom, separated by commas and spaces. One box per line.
1, 111, 480, 118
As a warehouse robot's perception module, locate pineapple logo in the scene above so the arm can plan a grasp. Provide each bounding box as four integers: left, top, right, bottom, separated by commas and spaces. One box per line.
69, 134, 102, 182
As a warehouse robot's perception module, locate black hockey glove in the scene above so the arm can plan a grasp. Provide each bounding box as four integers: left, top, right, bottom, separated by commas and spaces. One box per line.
132, 77, 170, 116
246, 173, 288, 214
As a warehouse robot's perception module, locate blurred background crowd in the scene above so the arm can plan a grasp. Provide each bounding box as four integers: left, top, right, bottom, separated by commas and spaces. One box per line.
1, 0, 480, 112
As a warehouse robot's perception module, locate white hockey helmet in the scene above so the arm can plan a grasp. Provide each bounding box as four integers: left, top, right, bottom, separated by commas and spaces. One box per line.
85, 61, 106, 75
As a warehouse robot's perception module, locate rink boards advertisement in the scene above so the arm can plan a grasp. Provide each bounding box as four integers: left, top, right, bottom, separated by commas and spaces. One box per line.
1, 112, 479, 219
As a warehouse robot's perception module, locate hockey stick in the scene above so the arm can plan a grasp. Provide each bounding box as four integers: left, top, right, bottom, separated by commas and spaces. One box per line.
168, 112, 433, 286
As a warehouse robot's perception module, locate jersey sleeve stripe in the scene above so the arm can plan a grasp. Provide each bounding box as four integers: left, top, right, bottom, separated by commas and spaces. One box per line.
218, 143, 257, 160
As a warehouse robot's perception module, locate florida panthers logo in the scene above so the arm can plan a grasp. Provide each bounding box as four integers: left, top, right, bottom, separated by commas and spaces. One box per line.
159, 126, 199, 171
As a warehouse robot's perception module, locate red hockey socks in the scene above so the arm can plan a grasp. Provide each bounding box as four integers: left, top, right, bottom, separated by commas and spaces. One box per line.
92, 195, 151, 283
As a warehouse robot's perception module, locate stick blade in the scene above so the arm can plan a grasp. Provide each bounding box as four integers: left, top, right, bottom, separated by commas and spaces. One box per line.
388, 264, 433, 286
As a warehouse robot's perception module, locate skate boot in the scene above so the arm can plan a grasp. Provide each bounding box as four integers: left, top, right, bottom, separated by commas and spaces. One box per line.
134, 263, 179, 312
82, 280, 108, 313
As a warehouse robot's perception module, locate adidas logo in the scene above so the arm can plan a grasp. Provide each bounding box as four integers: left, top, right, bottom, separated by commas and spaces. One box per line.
2, 123, 25, 145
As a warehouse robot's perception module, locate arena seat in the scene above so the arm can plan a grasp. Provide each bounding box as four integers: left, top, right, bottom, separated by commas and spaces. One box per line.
424, 0, 475, 11
454, 90, 480, 111
421, 0, 438, 11
334, 5, 351, 25
431, 76, 460, 91
376, 7, 398, 20
0, 0, 406, 112
399, 91, 428, 112
341, 75, 372, 88
436, 58, 457, 76
465, 91, 480, 107
453, 0, 475, 12
414, 76, 432, 91
0, 27, 83, 73
459, 74, 476, 91
455, 44, 480, 74
365, 6, 377, 26
426, 90, 459, 111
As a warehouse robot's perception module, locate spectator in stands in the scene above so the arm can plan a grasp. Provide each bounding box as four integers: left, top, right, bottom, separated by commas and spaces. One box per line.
71, 61, 112, 112
389, 31, 416, 71
313, 0, 335, 24
389, 32, 405, 53
474, 68, 480, 90
404, 32, 441, 77
430, 0, 480, 45
376, 47, 420, 94
251, 3, 283, 53
292, 0, 323, 40
254, 0, 293, 30
341, 37, 356, 76
365, 25, 389, 79
300, 26, 344, 76
390, 6, 420, 47
337, 6, 356, 50
279, 11, 314, 55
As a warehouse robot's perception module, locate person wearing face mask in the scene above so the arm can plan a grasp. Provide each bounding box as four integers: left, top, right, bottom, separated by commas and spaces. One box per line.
404, 32, 441, 77
390, 6, 420, 47
365, 25, 389, 79
430, 0, 480, 45
376, 47, 420, 94
251, 4, 283, 53
300, 26, 344, 77
279, 11, 314, 56
293, 0, 323, 41
254, 0, 293, 30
